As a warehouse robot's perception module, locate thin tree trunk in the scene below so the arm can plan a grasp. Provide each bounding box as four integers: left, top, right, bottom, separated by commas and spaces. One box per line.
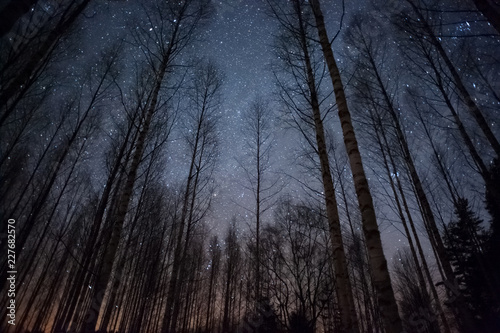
373, 116, 428, 292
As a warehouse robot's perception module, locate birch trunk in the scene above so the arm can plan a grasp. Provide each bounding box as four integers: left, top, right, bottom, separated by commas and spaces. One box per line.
291, 2, 359, 331
309, 1, 403, 332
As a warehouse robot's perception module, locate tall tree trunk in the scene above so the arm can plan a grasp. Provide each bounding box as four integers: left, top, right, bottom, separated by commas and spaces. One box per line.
372, 115, 427, 293
423, 48, 490, 179
309, 1, 403, 332
292, 2, 359, 331
255, 138, 262, 305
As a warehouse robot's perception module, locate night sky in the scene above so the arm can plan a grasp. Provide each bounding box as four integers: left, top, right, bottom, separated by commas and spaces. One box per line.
3, 0, 500, 332
70, 0, 432, 261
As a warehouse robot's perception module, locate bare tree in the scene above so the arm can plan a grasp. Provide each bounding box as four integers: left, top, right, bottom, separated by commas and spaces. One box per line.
394, 248, 439, 333
345, 16, 455, 333
163, 59, 222, 333
238, 98, 283, 305
79, 2, 213, 332
396, 0, 500, 157
0, 46, 118, 308
267, 1, 360, 331
268, 198, 334, 332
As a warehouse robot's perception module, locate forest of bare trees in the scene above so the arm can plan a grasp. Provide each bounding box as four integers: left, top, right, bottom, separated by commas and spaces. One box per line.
0, 0, 499, 332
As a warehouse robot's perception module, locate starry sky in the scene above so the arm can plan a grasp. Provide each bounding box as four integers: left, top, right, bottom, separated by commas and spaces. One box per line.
194, 0, 370, 238
2, 3, 500, 333
75, 0, 434, 261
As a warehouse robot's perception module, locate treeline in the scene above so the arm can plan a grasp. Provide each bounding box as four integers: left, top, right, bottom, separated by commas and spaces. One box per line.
0, 0, 499, 333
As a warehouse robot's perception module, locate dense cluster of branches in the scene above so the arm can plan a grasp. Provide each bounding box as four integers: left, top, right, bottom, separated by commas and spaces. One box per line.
0, 0, 499, 333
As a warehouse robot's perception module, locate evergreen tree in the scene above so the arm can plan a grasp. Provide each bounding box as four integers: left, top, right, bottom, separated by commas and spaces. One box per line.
485, 158, 500, 260
444, 197, 499, 331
